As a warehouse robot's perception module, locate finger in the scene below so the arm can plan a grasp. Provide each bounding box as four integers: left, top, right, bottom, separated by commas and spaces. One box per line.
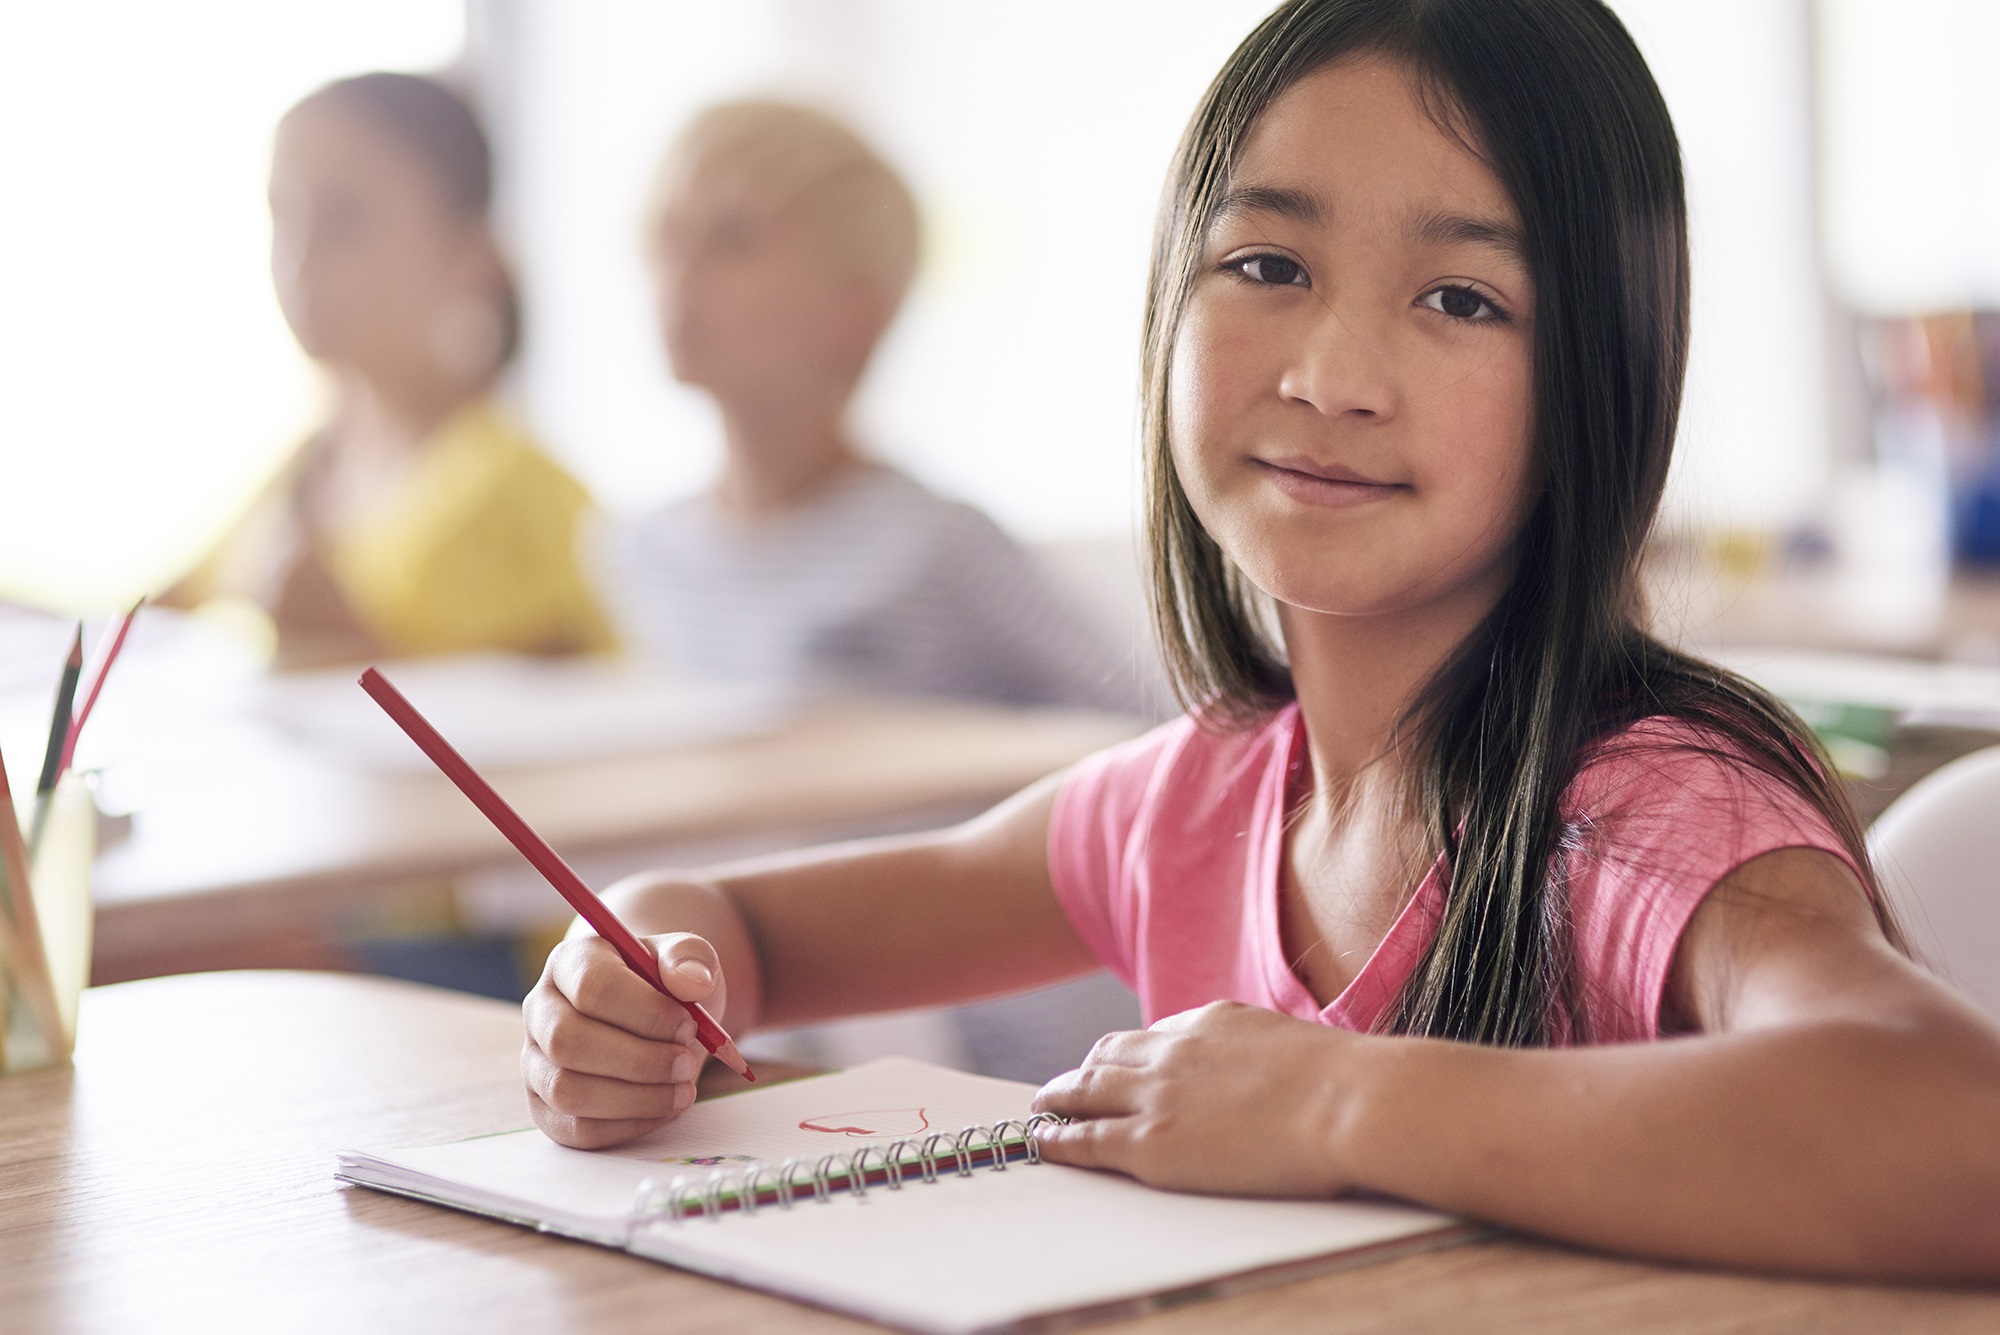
1032, 1115, 1136, 1172
1033, 1061, 1141, 1120
1149, 998, 1244, 1032
526, 1088, 675, 1151
650, 932, 723, 1006
546, 937, 691, 1041
1080, 1027, 1159, 1067
529, 999, 703, 1084
523, 1038, 697, 1121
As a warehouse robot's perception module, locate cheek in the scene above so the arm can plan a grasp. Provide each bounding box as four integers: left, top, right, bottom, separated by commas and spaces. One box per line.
1165, 308, 1260, 511
1421, 345, 1537, 546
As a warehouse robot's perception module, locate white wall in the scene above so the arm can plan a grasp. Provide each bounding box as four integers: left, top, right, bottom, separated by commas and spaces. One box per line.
1611, 0, 1830, 532
1818, 0, 2000, 314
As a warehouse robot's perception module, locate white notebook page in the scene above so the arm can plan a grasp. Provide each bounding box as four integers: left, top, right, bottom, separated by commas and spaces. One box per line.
340, 1058, 1461, 1333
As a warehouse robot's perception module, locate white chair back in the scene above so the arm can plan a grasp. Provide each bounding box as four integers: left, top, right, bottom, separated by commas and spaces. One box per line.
1869, 745, 2000, 1023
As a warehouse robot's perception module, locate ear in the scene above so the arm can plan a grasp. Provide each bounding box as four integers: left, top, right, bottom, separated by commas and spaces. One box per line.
441, 221, 504, 293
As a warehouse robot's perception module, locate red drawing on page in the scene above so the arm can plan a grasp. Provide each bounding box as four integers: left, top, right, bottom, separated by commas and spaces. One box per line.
798, 1107, 931, 1137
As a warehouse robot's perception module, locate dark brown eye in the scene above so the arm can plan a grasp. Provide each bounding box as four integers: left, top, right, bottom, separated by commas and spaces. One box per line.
1236, 255, 1307, 287
1423, 285, 1499, 320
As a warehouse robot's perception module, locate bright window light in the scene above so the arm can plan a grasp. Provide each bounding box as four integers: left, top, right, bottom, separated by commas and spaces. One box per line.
0, 0, 464, 613
1819, 0, 2000, 314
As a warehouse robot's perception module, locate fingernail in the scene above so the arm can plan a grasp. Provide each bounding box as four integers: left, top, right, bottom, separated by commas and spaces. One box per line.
670, 1051, 697, 1082
674, 1081, 696, 1111
673, 960, 714, 990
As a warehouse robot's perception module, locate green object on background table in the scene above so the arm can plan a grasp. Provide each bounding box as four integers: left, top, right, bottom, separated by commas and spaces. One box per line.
1785, 697, 1897, 780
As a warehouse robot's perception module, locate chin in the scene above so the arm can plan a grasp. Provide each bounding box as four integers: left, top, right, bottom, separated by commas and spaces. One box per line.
279, 314, 329, 359
1230, 546, 1417, 621
664, 348, 710, 388
291, 332, 343, 364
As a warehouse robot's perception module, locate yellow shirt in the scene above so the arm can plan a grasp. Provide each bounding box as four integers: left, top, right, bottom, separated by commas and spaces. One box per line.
329, 402, 612, 656
180, 400, 614, 659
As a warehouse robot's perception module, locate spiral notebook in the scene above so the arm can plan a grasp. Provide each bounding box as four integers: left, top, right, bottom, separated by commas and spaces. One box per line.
337, 1057, 1473, 1333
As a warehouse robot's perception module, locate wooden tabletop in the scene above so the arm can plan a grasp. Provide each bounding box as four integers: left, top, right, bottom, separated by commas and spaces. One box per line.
2, 972, 1994, 1333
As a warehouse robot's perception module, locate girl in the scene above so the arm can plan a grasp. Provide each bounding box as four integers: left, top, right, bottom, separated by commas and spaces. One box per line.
521, 0, 2000, 1280
172, 73, 612, 668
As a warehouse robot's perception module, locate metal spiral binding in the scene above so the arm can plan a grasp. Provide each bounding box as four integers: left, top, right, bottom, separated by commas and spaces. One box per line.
632, 1111, 1064, 1230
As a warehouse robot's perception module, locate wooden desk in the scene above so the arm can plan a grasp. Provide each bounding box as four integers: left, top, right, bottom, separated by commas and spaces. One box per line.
86, 701, 1142, 983
2, 973, 1993, 1333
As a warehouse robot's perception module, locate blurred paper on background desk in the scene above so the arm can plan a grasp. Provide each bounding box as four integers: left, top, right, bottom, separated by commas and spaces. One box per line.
249, 654, 783, 772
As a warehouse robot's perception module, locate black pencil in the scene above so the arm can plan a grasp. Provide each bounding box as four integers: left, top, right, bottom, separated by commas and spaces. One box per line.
34, 625, 83, 799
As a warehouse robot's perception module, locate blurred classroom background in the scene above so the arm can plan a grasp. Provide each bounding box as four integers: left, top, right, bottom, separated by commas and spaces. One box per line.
6, 0, 2000, 1072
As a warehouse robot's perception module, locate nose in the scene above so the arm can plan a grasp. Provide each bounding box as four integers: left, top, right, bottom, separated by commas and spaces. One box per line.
1276, 302, 1398, 422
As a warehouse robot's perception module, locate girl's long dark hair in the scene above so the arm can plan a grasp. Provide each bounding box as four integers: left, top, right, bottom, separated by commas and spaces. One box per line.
1143, 0, 1898, 1044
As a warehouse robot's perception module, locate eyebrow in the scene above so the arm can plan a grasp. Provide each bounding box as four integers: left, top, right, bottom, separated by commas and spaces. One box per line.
1407, 208, 1527, 264
1210, 184, 1327, 227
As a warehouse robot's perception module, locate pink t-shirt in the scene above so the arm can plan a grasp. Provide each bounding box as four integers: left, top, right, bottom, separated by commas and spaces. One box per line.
1048, 704, 1860, 1043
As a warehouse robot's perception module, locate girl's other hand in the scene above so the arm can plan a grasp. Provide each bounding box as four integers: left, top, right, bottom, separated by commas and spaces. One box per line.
1031, 1001, 1360, 1198
522, 932, 723, 1149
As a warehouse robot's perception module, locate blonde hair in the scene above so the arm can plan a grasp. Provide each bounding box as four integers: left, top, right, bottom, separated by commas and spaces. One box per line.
648, 99, 920, 301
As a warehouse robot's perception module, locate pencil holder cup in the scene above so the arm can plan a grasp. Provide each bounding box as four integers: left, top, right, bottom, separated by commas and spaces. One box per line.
1, 772, 95, 1073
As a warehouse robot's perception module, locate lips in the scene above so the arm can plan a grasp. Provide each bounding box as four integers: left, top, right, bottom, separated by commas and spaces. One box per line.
1251, 455, 1407, 509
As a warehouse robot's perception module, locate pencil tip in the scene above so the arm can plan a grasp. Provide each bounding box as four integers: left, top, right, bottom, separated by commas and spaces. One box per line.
65, 626, 82, 665
715, 1040, 754, 1082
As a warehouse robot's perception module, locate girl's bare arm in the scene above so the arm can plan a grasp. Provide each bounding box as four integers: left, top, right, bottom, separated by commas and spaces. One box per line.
1036, 848, 2000, 1280
523, 774, 1099, 1147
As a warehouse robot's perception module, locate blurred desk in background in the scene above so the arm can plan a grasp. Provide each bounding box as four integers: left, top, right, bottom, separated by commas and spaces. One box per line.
1648, 556, 2000, 823
88, 699, 1143, 985
1648, 550, 2000, 662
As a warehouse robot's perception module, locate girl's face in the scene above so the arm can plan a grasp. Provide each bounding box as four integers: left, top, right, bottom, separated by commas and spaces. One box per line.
1169, 54, 1537, 626
268, 101, 495, 379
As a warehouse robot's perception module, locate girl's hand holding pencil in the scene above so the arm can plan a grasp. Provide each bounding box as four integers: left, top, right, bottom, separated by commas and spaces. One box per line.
358, 666, 756, 1146
523, 928, 734, 1148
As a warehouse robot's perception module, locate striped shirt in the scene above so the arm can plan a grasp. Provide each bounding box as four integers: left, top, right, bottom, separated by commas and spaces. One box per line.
599, 464, 1151, 714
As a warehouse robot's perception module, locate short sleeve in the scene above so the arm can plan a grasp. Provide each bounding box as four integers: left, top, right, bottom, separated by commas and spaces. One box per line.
1562, 720, 1864, 1042
1047, 719, 1194, 990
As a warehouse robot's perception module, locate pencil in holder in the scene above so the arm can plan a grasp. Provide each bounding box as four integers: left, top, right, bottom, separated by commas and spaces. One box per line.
0, 771, 96, 1072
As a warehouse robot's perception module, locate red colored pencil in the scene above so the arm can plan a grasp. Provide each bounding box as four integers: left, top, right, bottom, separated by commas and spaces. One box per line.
357, 667, 753, 1081
59, 598, 143, 775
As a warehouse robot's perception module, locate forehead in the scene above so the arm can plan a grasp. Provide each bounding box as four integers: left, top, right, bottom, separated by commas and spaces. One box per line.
273, 102, 433, 192
1228, 53, 1517, 230
652, 152, 800, 231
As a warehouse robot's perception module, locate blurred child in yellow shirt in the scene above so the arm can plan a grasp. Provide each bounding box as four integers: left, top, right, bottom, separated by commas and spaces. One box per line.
173, 72, 610, 667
